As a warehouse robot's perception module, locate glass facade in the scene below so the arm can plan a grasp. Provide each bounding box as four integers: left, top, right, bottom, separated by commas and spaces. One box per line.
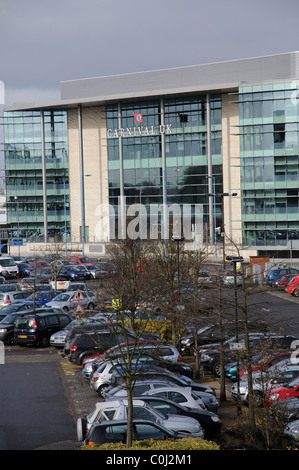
107, 94, 223, 234
239, 83, 299, 248
3, 110, 70, 242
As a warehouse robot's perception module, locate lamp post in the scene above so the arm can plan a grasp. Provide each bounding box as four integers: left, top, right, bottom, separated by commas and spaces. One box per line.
226, 255, 244, 416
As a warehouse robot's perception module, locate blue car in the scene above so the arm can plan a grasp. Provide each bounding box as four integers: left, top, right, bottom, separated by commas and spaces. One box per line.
17, 263, 34, 278
21, 290, 62, 305
266, 267, 299, 286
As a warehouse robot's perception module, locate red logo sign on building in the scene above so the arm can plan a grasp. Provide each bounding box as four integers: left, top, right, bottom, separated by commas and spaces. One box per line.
134, 113, 143, 123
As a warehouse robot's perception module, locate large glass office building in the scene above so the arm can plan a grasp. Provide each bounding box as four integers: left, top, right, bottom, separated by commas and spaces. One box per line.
3, 51, 299, 258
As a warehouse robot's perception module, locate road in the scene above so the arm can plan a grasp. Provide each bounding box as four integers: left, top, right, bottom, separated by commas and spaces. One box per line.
0, 348, 77, 450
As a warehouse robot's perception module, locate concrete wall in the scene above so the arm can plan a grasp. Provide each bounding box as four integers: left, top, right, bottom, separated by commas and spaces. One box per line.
67, 106, 109, 243
221, 93, 242, 247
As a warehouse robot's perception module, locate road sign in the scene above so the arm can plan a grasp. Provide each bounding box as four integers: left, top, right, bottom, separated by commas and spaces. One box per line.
13, 239, 23, 246
73, 303, 85, 316
73, 289, 85, 301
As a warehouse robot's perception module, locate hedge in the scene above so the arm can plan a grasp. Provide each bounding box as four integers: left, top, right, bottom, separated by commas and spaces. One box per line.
82, 437, 220, 451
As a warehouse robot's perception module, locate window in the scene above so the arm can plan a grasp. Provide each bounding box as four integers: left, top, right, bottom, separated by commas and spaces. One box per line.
168, 391, 187, 404
135, 423, 164, 440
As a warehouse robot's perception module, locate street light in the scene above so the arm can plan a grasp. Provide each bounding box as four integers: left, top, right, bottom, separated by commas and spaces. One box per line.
226, 255, 244, 416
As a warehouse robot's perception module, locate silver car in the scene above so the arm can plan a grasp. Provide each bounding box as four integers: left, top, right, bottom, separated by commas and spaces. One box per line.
76, 398, 204, 441
0, 291, 30, 308
47, 290, 98, 313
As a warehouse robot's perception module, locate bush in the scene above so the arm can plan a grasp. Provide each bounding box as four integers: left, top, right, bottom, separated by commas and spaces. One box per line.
81, 437, 220, 451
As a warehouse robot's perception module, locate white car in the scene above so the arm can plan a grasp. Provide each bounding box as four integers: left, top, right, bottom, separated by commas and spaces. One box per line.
47, 290, 98, 313
104, 382, 206, 411
76, 399, 204, 441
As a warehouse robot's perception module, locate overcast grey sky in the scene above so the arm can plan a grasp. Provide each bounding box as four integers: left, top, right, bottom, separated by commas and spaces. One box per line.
1, 0, 298, 106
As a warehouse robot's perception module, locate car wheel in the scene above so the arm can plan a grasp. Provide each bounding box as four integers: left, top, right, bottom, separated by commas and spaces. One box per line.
294, 289, 299, 297
97, 384, 109, 398
76, 417, 87, 441
38, 335, 49, 348
87, 303, 94, 309
63, 306, 69, 312
213, 361, 221, 377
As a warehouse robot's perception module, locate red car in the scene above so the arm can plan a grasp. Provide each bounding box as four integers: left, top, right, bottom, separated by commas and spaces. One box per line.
286, 276, 299, 295
268, 376, 299, 403
239, 352, 291, 379
274, 274, 296, 290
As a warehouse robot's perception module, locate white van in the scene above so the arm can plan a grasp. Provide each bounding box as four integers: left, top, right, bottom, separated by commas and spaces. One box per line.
0, 257, 19, 278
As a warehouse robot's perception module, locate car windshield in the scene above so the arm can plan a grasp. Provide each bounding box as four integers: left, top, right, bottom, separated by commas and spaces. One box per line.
52, 293, 71, 301
15, 317, 35, 328
27, 292, 45, 301
287, 377, 299, 388
0, 259, 15, 267
0, 285, 17, 292
0, 314, 20, 324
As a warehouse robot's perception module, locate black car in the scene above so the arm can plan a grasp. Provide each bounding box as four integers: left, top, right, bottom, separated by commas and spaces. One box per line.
84, 419, 188, 445
200, 334, 298, 377
136, 395, 221, 439
177, 320, 270, 356
57, 265, 91, 282
68, 328, 136, 365
14, 310, 72, 347
0, 311, 36, 344
17, 262, 34, 278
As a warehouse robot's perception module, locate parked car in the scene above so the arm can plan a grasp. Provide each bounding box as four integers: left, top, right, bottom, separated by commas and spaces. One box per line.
104, 383, 207, 411
68, 256, 95, 266
197, 271, 213, 284
17, 280, 47, 292
284, 419, 299, 444
107, 369, 218, 412
200, 334, 297, 377
50, 317, 101, 348
231, 364, 299, 404
32, 267, 54, 283
96, 342, 183, 365
266, 267, 299, 286
0, 284, 18, 293
221, 270, 243, 286
22, 290, 62, 306
177, 320, 269, 356
83, 419, 199, 446
0, 302, 37, 316
14, 310, 72, 347
0, 291, 31, 308
76, 399, 204, 442
286, 276, 299, 295
84, 264, 101, 279
273, 274, 296, 290
17, 262, 34, 278
238, 352, 292, 380
68, 329, 136, 365
0, 310, 38, 344
57, 265, 92, 282
67, 283, 87, 292
47, 290, 98, 312
135, 395, 221, 440
268, 376, 299, 404
0, 256, 19, 278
